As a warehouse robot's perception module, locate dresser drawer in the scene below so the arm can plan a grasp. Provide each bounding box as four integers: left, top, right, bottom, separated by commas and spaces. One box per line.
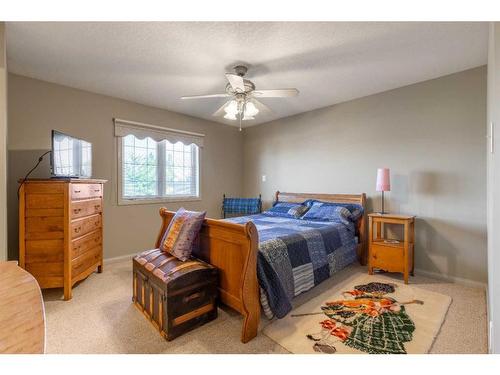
71, 214, 102, 239
71, 198, 102, 219
71, 184, 103, 200
370, 242, 405, 272
72, 230, 102, 259
72, 246, 101, 278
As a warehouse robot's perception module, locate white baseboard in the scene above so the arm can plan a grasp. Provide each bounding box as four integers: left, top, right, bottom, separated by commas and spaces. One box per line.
104, 253, 137, 264
415, 267, 487, 290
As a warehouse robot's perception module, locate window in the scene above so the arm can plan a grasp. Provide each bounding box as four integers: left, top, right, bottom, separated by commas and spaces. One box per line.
122, 135, 159, 197
115, 119, 203, 205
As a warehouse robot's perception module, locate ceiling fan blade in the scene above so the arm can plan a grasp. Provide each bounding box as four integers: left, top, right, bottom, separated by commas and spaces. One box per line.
225, 73, 245, 93
212, 100, 231, 117
252, 88, 299, 98
250, 98, 272, 114
181, 93, 230, 100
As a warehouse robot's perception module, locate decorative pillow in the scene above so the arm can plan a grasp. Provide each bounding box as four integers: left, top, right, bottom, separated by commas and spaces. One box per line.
302, 201, 363, 225
287, 204, 310, 218
159, 207, 206, 261
306, 200, 364, 220
264, 202, 302, 217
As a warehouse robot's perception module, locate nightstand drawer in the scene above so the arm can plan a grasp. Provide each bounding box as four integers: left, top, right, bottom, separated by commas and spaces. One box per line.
370, 242, 405, 272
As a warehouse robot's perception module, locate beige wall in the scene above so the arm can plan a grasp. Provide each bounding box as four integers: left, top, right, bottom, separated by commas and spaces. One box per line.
7, 74, 243, 259
7, 66, 488, 284
243, 66, 487, 283
0, 23, 7, 261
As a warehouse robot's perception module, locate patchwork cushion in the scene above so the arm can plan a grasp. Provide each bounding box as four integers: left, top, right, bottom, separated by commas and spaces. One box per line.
302, 202, 354, 225
303, 201, 364, 223
287, 204, 310, 218
159, 207, 206, 261
264, 202, 301, 218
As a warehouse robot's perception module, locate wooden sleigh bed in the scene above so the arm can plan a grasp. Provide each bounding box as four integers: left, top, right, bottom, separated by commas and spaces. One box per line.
155, 191, 367, 343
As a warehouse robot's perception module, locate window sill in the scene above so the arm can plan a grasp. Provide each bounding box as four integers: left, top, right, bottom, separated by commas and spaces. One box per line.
118, 196, 202, 206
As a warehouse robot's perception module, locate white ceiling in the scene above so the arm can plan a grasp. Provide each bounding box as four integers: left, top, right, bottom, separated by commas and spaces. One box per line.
6, 22, 488, 128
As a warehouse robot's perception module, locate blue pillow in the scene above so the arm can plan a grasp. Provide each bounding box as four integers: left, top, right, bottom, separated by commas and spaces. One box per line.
302, 201, 364, 224
311, 200, 363, 220
265, 202, 309, 218
287, 204, 310, 218
301, 202, 350, 224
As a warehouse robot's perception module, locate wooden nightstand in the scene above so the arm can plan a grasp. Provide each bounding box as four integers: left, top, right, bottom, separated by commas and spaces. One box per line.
368, 213, 415, 284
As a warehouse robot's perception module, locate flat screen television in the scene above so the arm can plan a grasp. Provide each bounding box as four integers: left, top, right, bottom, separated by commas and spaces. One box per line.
51, 130, 92, 178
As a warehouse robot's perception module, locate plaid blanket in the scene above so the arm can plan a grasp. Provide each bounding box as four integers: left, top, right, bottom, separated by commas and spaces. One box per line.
225, 213, 358, 319
223, 197, 261, 217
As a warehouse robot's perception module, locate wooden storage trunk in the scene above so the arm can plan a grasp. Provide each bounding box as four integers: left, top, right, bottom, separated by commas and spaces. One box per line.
132, 249, 218, 341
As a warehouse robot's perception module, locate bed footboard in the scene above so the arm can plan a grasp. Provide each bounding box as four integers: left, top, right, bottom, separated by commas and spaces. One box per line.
155, 208, 260, 343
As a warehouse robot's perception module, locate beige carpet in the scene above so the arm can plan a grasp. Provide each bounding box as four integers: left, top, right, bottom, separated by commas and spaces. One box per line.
42, 259, 487, 354
264, 274, 452, 354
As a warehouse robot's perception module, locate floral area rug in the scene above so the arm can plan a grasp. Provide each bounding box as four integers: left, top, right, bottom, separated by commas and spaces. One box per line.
263, 274, 452, 354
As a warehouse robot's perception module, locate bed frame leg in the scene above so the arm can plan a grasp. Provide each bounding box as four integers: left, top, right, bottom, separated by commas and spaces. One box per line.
239, 222, 260, 343
241, 303, 259, 343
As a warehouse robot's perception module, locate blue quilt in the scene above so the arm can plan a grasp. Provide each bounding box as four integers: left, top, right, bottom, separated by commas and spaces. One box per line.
225, 213, 358, 319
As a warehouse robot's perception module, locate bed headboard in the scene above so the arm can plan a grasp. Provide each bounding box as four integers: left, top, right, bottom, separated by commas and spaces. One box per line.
275, 191, 367, 265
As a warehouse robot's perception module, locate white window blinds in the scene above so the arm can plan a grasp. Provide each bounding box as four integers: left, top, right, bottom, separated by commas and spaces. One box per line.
114, 118, 204, 148
114, 118, 203, 204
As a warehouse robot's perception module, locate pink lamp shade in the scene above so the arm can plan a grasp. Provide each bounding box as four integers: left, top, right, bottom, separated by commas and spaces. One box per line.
376, 168, 391, 192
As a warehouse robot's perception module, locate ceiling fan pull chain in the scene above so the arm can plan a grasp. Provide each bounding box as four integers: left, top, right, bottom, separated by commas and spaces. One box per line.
239, 101, 247, 131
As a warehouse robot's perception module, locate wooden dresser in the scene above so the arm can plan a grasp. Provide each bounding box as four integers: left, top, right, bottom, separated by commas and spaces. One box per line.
19, 178, 107, 300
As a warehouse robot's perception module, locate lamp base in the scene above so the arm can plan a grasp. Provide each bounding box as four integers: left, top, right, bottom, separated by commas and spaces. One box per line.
378, 191, 388, 215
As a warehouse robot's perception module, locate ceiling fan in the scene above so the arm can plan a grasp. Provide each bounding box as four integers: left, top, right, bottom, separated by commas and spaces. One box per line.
181, 65, 299, 130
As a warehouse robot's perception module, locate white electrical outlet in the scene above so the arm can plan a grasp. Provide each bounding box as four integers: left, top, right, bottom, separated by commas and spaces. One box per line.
262, 175, 267, 182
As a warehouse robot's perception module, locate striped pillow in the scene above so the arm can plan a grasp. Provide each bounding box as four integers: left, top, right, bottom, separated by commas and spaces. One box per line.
160, 208, 206, 261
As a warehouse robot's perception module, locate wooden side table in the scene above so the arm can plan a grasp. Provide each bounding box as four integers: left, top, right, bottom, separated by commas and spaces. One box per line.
368, 213, 415, 284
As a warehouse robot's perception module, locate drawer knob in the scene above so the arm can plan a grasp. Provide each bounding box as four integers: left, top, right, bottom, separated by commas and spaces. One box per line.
74, 190, 81, 193
73, 208, 82, 214
74, 227, 81, 233
94, 205, 100, 210
94, 189, 100, 192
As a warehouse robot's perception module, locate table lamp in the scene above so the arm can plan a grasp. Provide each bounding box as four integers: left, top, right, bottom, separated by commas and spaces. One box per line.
376, 168, 390, 214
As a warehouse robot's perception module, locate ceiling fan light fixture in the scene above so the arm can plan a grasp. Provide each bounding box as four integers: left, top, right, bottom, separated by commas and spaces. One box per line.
224, 100, 240, 118
224, 112, 237, 120
244, 102, 259, 117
